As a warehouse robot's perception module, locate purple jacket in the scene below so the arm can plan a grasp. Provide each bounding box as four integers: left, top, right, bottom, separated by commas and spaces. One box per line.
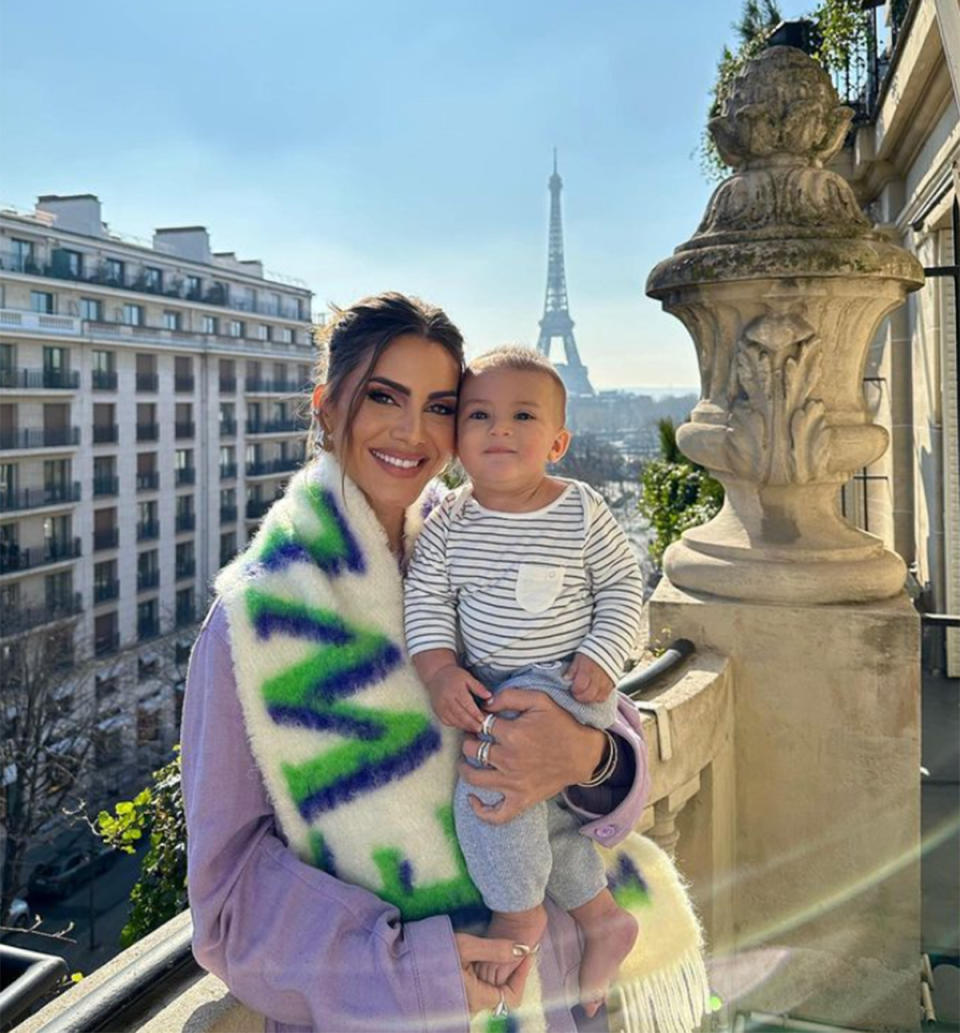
182, 602, 651, 1032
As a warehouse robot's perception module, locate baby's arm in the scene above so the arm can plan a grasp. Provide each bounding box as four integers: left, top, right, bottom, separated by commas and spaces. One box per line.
411, 650, 491, 733
574, 491, 646, 703
404, 497, 489, 732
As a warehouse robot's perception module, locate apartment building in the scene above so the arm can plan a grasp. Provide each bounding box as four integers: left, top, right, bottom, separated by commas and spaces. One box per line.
0, 193, 314, 797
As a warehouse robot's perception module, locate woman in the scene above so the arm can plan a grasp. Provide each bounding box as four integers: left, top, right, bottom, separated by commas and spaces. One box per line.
181, 292, 652, 1032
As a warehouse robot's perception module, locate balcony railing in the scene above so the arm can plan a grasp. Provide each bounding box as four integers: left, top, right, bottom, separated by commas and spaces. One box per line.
174, 375, 195, 393
219, 505, 237, 523
245, 498, 272, 519
245, 418, 304, 435
175, 468, 196, 486
94, 579, 120, 603
94, 629, 120, 656
0, 368, 80, 390
136, 471, 160, 491
93, 476, 119, 498
92, 369, 118, 390
244, 378, 304, 394
136, 423, 159, 442
135, 372, 159, 392
44, 536, 81, 563
175, 421, 195, 439
0, 592, 84, 638
176, 560, 196, 580
138, 618, 160, 641
219, 377, 237, 393
246, 456, 302, 476
219, 463, 237, 480
137, 568, 160, 591
175, 512, 195, 533
176, 604, 196, 627
137, 521, 160, 541
0, 306, 82, 337
0, 482, 80, 512
93, 528, 119, 551
219, 420, 237, 436
0, 537, 81, 575
0, 427, 80, 450
93, 424, 119, 444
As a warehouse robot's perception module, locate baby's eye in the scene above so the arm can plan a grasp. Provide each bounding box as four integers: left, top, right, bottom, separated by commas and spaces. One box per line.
367, 389, 397, 406
466, 410, 488, 420
515, 411, 534, 421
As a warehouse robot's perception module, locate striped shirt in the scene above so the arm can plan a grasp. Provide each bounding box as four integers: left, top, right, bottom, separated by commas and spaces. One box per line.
404, 481, 645, 683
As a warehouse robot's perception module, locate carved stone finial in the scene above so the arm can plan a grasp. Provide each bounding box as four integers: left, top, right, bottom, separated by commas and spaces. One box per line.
709, 46, 853, 169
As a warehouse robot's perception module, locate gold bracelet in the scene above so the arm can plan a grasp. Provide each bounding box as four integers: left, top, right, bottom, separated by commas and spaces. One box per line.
576, 730, 618, 788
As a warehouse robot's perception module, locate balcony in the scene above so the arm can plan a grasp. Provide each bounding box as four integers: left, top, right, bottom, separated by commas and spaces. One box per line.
0, 427, 80, 450
94, 629, 120, 657
175, 375, 195, 393
94, 579, 120, 604
219, 377, 237, 393
136, 423, 159, 442
246, 456, 302, 477
93, 476, 119, 498
174, 421, 195, 440
92, 369, 118, 390
175, 468, 196, 487
136, 372, 159, 392
176, 602, 196, 627
244, 378, 303, 394
137, 568, 160, 592
245, 498, 272, 520
0, 307, 82, 337
137, 471, 160, 491
175, 512, 195, 533
0, 592, 83, 638
219, 420, 237, 437
137, 521, 160, 541
219, 463, 237, 480
0, 537, 81, 575
219, 505, 237, 523
245, 418, 304, 435
138, 618, 160, 641
176, 560, 196, 581
93, 528, 119, 551
0, 482, 80, 513
0, 367, 80, 390
93, 423, 119, 444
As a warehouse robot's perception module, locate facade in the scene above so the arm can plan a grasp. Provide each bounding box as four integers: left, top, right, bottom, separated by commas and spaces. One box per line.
0, 194, 315, 798
840, 0, 960, 674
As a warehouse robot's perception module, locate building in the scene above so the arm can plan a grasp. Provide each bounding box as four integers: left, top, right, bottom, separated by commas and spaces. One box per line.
0, 193, 315, 798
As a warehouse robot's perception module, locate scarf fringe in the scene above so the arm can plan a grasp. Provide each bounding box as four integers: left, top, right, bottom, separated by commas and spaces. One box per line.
611, 944, 711, 1033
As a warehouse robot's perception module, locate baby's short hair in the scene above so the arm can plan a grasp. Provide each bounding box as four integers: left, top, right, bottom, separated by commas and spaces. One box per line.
464, 345, 567, 424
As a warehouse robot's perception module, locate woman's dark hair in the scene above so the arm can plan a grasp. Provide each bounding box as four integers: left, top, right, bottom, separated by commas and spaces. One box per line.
309, 292, 465, 457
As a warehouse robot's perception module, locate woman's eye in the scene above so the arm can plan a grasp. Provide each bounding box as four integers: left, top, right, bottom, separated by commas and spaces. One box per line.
427, 402, 455, 416
367, 389, 397, 406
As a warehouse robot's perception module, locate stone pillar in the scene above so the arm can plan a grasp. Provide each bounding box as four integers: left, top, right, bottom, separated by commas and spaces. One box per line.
646, 47, 923, 1030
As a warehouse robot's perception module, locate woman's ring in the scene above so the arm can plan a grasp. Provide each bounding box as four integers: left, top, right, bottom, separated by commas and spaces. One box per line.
476, 740, 492, 768
493, 989, 508, 1017
480, 712, 497, 738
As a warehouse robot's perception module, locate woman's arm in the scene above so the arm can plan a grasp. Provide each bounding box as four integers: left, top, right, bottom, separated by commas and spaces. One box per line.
182, 604, 470, 1031
458, 691, 650, 846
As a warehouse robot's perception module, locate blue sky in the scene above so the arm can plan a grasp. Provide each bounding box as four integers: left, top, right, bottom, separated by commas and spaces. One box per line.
0, 0, 810, 390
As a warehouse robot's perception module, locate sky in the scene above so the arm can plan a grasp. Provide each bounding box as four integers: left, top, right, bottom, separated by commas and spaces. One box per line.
0, 0, 811, 391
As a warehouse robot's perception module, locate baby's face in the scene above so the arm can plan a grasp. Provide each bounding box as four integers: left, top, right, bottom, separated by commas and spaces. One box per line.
457, 368, 569, 493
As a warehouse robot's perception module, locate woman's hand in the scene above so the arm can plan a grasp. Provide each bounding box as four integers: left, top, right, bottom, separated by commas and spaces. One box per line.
455, 933, 532, 1017
459, 689, 606, 824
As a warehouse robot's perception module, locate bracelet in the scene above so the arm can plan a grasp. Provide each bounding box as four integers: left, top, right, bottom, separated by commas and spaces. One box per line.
576, 729, 618, 788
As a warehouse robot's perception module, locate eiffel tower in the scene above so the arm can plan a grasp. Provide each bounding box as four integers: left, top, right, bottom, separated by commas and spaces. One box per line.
536, 151, 595, 397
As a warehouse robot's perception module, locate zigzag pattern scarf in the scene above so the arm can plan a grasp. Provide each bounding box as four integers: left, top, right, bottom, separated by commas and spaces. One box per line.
215, 456, 710, 1032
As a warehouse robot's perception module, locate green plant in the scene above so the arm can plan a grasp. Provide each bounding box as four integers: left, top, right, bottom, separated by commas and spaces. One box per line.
96, 747, 186, 947
637, 421, 724, 569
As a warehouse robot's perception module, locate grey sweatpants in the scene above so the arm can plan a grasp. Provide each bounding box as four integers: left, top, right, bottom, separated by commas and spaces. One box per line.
453, 659, 617, 914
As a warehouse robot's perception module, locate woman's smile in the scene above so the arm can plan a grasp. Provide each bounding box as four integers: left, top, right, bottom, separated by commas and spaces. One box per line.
369, 447, 429, 476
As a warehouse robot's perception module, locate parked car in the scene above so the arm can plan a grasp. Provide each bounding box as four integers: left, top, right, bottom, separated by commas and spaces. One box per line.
1, 896, 30, 937
27, 844, 117, 900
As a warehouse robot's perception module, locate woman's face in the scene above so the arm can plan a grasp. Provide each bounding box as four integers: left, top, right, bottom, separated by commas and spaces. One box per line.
322, 333, 460, 512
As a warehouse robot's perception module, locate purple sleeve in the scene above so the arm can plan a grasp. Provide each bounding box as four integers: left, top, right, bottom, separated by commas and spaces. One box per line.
181, 603, 469, 1032
561, 696, 652, 849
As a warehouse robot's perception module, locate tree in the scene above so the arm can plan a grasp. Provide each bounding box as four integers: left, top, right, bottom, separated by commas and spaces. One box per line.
554, 433, 628, 502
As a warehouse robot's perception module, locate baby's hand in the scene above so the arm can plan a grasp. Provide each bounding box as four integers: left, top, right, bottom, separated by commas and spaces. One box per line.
426, 664, 491, 732
569, 653, 614, 704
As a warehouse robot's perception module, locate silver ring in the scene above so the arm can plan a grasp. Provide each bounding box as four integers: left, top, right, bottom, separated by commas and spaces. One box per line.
480, 712, 497, 738
493, 990, 508, 1017
476, 740, 492, 768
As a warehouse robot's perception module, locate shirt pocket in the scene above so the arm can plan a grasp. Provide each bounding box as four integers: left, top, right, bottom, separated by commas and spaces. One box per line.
514, 563, 565, 614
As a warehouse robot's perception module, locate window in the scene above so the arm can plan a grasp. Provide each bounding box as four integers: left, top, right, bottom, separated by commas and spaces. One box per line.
123, 303, 143, 326
138, 598, 159, 639
269, 292, 282, 316
105, 257, 124, 284
186, 275, 202, 299
94, 559, 118, 602
228, 320, 244, 338
163, 310, 180, 331
44, 346, 67, 373
220, 486, 236, 508
144, 267, 162, 291
277, 326, 293, 343
0, 343, 14, 375
242, 287, 256, 310
81, 297, 102, 321
62, 250, 82, 277
95, 673, 119, 700
10, 238, 33, 272
256, 324, 269, 341
94, 611, 119, 656
219, 402, 234, 426
0, 463, 16, 507
202, 315, 217, 334
220, 530, 237, 566
30, 291, 54, 314
43, 459, 70, 493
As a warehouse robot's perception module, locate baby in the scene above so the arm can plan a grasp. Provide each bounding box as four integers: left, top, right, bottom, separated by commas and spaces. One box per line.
404, 346, 644, 1013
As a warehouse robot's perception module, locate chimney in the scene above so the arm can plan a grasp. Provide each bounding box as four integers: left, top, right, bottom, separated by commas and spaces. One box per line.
36, 194, 105, 237
153, 226, 212, 264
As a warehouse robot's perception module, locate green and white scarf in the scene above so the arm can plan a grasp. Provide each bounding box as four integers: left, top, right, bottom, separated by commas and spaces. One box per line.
215, 455, 710, 1032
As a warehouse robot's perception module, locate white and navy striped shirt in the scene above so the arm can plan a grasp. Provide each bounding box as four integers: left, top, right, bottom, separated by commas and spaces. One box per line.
404, 481, 644, 683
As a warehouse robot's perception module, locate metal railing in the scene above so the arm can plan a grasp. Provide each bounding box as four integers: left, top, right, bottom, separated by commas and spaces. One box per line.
219, 505, 237, 523
174, 421, 195, 439
0, 482, 80, 512
93, 528, 119, 551
137, 521, 160, 541
136, 471, 160, 491
137, 568, 160, 591
174, 375, 195, 393
245, 498, 272, 519
94, 579, 120, 603
0, 592, 83, 637
175, 512, 195, 532
0, 427, 80, 449
135, 372, 159, 392
0, 367, 80, 390
175, 468, 196, 486
245, 418, 304, 434
136, 422, 159, 442
94, 629, 120, 656
93, 476, 119, 497
92, 369, 118, 390
219, 420, 237, 436
0, 943, 68, 1029
92, 423, 118, 444
138, 619, 160, 641
176, 560, 196, 580
219, 463, 237, 480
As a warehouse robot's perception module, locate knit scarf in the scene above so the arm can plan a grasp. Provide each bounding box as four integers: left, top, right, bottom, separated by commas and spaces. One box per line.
215, 456, 710, 1033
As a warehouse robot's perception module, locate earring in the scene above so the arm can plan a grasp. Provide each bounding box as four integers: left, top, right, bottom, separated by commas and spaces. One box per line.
314, 417, 333, 453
